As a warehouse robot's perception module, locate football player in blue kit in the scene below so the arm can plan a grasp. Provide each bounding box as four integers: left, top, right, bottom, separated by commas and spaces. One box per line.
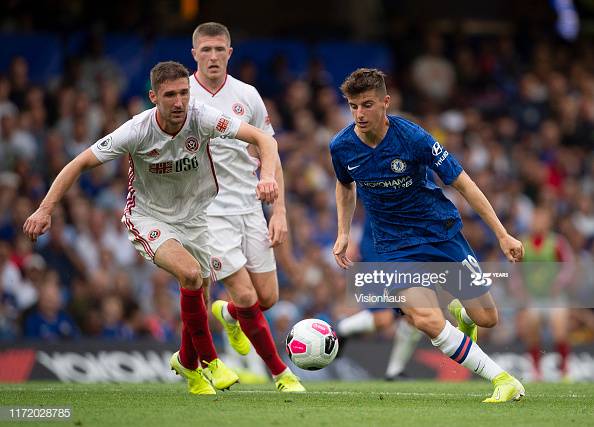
330, 68, 525, 403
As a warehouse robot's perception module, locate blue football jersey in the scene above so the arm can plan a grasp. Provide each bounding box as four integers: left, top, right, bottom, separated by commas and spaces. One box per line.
330, 115, 463, 253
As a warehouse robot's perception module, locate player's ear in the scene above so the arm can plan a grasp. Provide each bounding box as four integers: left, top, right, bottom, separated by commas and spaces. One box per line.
228, 46, 233, 59
191, 47, 198, 62
148, 89, 157, 105
384, 94, 391, 109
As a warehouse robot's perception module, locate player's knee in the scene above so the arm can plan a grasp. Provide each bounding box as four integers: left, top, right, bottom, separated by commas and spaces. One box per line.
410, 312, 443, 336
480, 316, 498, 329
475, 309, 498, 328
258, 292, 278, 311
234, 288, 258, 307
178, 265, 203, 290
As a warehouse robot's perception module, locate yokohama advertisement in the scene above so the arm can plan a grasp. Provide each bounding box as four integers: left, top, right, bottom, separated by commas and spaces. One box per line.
1, 339, 593, 383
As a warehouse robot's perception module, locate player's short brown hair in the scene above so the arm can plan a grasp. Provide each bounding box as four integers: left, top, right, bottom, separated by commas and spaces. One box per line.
192, 22, 231, 47
150, 61, 189, 92
340, 68, 387, 98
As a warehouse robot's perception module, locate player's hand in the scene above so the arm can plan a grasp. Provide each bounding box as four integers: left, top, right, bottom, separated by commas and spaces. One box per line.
256, 175, 278, 204
333, 234, 353, 269
23, 208, 51, 242
499, 234, 524, 262
268, 212, 288, 247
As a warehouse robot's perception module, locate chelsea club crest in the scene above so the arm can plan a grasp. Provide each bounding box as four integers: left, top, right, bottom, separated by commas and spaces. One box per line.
391, 158, 406, 173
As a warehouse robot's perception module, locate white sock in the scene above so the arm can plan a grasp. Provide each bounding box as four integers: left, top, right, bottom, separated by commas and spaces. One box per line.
222, 302, 238, 324
337, 310, 375, 336
461, 308, 475, 326
431, 321, 503, 381
385, 320, 423, 378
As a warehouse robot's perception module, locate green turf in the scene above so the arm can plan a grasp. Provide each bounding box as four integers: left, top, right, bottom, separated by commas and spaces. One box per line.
1, 381, 593, 427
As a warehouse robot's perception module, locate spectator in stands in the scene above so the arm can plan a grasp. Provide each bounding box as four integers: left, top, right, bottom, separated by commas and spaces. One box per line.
8, 56, 30, 110
100, 294, 133, 340
411, 31, 456, 104
0, 75, 18, 119
78, 33, 127, 102
23, 271, 79, 339
517, 207, 574, 381
37, 206, 86, 289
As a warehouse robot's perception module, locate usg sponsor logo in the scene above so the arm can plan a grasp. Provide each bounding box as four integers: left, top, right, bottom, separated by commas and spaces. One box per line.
149, 161, 173, 174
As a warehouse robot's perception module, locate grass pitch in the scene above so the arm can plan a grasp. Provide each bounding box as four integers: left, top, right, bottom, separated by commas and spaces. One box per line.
1, 381, 593, 427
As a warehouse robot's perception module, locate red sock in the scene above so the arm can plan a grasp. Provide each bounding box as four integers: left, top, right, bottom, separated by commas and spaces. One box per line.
180, 287, 217, 364
227, 301, 273, 318
236, 302, 286, 376
555, 341, 570, 375
179, 324, 200, 370
529, 345, 542, 375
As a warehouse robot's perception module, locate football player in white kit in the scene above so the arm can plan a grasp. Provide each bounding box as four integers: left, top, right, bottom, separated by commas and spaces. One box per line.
190, 22, 305, 392
23, 61, 280, 395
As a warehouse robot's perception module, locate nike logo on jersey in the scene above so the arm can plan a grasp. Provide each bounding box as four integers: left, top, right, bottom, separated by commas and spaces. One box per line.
347, 164, 361, 171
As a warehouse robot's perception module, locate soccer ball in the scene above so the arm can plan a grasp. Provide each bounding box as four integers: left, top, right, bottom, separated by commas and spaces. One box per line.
285, 318, 339, 370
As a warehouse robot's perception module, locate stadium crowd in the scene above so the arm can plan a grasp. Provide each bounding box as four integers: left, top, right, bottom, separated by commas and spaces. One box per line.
0, 31, 593, 349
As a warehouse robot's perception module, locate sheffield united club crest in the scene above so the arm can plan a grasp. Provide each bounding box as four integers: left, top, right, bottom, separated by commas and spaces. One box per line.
148, 229, 161, 241
232, 102, 245, 116
185, 136, 200, 153
211, 257, 222, 271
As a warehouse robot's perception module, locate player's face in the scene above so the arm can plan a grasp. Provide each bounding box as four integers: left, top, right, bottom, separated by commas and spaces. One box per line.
347, 90, 390, 134
192, 35, 232, 81
149, 78, 190, 127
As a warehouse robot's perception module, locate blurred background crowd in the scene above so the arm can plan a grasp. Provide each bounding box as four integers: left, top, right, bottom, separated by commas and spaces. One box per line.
0, 1, 593, 355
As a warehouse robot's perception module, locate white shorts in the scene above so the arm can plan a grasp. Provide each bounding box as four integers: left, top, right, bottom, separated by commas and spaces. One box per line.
122, 214, 211, 278
207, 210, 276, 281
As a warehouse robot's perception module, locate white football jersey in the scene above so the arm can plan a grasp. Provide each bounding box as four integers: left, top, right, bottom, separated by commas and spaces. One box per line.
90, 102, 241, 224
190, 73, 274, 215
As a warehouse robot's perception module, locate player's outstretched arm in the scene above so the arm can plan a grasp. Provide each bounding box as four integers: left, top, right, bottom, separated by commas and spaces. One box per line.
235, 122, 279, 205
333, 180, 356, 269
451, 171, 524, 262
23, 148, 102, 241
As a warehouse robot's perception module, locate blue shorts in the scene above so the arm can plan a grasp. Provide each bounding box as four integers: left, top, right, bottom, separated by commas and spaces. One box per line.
375, 231, 477, 263
370, 232, 489, 301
